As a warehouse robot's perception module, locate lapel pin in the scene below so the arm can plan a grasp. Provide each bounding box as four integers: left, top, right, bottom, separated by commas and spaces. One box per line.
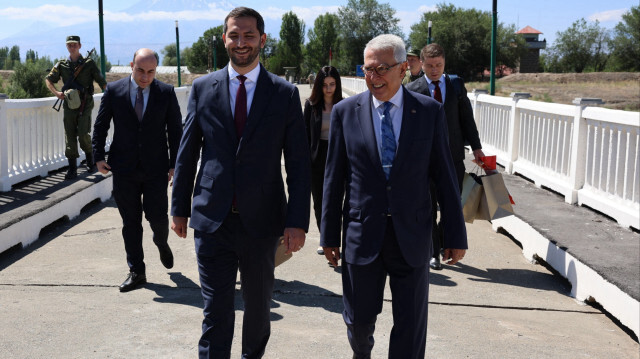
411, 109, 416, 114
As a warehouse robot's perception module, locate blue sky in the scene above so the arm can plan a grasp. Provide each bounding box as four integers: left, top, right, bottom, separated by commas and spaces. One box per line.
0, 0, 632, 60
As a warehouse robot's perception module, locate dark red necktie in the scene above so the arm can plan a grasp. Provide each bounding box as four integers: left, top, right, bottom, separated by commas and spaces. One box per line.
432, 80, 443, 103
234, 75, 247, 139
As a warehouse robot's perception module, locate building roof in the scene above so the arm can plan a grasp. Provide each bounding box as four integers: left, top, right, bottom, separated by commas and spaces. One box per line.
517, 26, 543, 34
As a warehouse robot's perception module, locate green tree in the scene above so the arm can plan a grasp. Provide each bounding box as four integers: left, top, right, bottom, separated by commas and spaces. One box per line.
7, 60, 50, 98
609, 5, 640, 71
0, 47, 8, 69
89, 51, 112, 72
26, 49, 37, 63
161, 43, 183, 66
5, 45, 20, 70
266, 12, 305, 75
187, 25, 228, 73
409, 3, 525, 80
547, 18, 610, 73
337, 0, 403, 75
305, 13, 340, 74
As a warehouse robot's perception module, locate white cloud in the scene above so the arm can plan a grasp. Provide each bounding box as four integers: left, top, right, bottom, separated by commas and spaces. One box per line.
291, 5, 340, 25
0, 5, 93, 26
588, 8, 627, 23
397, 5, 437, 35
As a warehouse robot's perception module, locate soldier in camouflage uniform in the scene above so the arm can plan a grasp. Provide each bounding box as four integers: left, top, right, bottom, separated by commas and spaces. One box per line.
45, 35, 107, 179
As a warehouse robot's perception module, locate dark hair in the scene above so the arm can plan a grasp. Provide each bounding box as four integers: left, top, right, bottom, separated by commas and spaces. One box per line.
309, 66, 343, 116
420, 43, 445, 61
224, 7, 265, 35
132, 49, 159, 65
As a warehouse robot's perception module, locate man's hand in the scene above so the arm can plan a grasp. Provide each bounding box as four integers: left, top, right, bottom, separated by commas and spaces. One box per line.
323, 247, 341, 267
171, 216, 188, 238
442, 248, 466, 265
472, 149, 485, 164
168, 168, 175, 185
96, 160, 111, 174
55, 91, 64, 100
283, 227, 306, 255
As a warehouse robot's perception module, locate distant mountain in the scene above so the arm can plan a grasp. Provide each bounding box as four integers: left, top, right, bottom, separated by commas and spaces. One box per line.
0, 0, 290, 65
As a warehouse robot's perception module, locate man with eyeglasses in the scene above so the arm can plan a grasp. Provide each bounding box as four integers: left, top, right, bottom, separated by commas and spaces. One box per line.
321, 34, 467, 359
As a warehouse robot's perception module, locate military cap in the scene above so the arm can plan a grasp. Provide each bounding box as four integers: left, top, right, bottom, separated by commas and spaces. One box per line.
406, 48, 419, 58
66, 35, 81, 43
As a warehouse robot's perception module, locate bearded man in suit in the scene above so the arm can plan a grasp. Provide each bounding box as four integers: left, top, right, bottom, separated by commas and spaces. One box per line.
170, 7, 310, 358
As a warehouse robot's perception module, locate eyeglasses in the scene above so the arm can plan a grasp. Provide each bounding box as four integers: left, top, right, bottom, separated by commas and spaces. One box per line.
361, 62, 402, 76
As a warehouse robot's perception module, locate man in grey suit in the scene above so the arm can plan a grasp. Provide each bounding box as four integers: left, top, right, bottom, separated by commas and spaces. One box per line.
406, 43, 485, 270
170, 7, 310, 358
321, 34, 467, 359
92, 48, 183, 292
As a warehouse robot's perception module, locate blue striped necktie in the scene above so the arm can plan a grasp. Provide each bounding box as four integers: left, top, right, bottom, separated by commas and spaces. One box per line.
380, 101, 395, 180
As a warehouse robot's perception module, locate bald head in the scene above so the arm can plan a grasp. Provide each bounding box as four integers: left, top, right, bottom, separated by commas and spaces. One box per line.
131, 48, 159, 89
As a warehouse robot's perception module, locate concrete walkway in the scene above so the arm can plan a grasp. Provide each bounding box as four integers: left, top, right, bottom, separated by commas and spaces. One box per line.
0, 84, 638, 358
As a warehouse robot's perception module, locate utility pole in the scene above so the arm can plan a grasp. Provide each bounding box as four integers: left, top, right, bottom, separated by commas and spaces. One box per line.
175, 20, 181, 87
490, 0, 497, 95
98, 0, 106, 78
427, 20, 432, 44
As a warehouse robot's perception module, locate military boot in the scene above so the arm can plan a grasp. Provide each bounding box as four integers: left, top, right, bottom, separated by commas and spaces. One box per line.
65, 159, 78, 180
85, 153, 96, 173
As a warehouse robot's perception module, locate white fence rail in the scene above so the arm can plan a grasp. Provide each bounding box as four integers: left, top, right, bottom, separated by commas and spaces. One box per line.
0, 86, 191, 192
341, 78, 639, 229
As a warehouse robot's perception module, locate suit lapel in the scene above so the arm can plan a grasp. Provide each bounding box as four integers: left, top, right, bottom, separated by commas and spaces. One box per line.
356, 91, 385, 178
240, 64, 272, 148
209, 68, 237, 145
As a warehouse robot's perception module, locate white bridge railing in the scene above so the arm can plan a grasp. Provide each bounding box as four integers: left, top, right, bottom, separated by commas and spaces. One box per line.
0, 86, 191, 192
341, 78, 639, 230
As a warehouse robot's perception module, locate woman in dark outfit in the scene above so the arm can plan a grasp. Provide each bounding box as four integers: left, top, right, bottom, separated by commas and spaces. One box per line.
303, 66, 343, 255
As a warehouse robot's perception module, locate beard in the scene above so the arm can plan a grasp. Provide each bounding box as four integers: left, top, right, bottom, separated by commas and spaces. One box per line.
227, 45, 261, 68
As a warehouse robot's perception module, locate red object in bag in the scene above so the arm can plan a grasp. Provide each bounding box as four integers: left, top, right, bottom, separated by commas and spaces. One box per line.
476, 155, 496, 170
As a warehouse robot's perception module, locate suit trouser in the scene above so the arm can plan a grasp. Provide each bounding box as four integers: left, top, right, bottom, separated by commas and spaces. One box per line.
63, 100, 94, 160
431, 159, 465, 258
310, 139, 328, 231
194, 215, 280, 359
112, 168, 169, 275
342, 218, 430, 359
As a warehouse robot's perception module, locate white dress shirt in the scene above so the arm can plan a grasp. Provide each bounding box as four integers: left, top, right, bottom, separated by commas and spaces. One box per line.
228, 65, 260, 117
371, 86, 404, 162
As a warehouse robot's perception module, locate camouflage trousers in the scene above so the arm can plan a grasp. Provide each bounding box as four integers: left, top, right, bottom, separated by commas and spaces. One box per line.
63, 101, 94, 160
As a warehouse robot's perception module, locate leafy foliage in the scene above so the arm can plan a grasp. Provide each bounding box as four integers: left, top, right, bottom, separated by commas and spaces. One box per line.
7, 60, 50, 98
305, 13, 340, 76
608, 6, 640, 71
544, 18, 610, 73
265, 12, 305, 75
186, 25, 228, 73
336, 0, 403, 75
409, 3, 526, 80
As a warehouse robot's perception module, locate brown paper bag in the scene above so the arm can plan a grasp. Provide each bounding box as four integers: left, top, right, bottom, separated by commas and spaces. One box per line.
479, 172, 514, 220
461, 172, 484, 223
275, 237, 292, 267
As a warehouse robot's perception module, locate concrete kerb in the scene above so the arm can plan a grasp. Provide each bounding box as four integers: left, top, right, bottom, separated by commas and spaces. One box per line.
0, 173, 113, 253
492, 215, 640, 339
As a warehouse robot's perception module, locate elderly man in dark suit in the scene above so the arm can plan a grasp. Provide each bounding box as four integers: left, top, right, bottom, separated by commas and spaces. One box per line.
92, 48, 183, 292
170, 7, 310, 359
406, 43, 485, 270
321, 34, 467, 359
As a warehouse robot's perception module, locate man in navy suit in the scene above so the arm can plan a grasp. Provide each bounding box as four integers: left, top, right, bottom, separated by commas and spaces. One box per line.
170, 7, 310, 358
92, 48, 183, 292
406, 43, 484, 270
321, 34, 467, 359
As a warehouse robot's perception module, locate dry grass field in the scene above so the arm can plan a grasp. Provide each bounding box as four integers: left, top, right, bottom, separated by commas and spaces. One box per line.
1, 70, 638, 112
467, 72, 640, 111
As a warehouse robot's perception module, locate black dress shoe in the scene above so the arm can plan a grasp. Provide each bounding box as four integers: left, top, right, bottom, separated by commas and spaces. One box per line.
119, 272, 146, 292
158, 245, 174, 269
429, 257, 443, 270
